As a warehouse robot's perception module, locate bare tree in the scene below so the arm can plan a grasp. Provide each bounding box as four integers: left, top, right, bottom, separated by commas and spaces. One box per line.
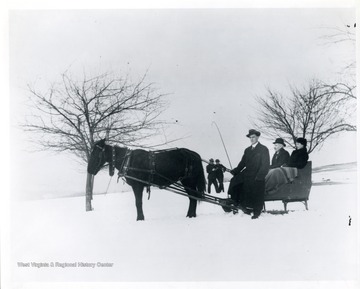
23, 71, 169, 211
254, 79, 356, 154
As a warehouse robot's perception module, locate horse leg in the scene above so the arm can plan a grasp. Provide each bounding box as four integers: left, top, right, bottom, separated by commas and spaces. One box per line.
132, 184, 145, 221
182, 180, 198, 218
187, 196, 198, 218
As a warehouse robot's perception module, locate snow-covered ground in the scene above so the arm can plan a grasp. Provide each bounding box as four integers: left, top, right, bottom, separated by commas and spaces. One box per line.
9, 163, 358, 288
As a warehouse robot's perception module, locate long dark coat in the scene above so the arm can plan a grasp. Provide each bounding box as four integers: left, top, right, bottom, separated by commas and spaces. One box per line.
270, 148, 290, 169
286, 147, 309, 169
231, 142, 270, 181
206, 163, 219, 193
214, 163, 226, 181
215, 163, 226, 192
228, 142, 270, 216
206, 164, 217, 180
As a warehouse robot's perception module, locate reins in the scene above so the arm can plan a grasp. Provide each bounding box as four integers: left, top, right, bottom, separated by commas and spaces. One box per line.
120, 171, 238, 213
93, 143, 238, 213
115, 147, 195, 200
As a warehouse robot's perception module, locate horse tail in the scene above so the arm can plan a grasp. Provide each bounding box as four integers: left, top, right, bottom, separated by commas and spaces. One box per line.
195, 157, 206, 197
180, 149, 206, 198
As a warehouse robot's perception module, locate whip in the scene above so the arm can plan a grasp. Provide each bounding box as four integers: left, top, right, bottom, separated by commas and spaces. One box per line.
211, 121, 233, 169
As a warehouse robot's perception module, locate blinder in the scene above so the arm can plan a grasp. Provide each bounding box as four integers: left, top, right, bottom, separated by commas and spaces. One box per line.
91, 144, 106, 174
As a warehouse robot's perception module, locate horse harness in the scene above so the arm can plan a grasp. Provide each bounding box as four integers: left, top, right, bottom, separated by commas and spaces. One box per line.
109, 146, 117, 176
114, 147, 194, 198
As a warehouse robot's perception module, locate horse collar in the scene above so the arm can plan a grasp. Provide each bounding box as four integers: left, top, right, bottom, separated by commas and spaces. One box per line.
117, 147, 132, 179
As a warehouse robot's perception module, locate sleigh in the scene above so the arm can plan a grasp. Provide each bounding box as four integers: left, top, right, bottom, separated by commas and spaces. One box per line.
88, 139, 313, 218
263, 161, 312, 211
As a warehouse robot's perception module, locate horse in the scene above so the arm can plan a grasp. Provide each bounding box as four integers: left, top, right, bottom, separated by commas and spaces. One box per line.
87, 139, 206, 220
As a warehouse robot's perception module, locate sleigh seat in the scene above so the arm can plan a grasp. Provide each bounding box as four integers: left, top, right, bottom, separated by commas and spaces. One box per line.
264, 161, 312, 212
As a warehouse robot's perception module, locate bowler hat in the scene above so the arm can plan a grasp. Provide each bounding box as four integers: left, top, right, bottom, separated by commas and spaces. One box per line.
209, 158, 214, 162
296, 137, 307, 147
215, 159, 220, 163
273, 138, 286, 146
246, 129, 261, 137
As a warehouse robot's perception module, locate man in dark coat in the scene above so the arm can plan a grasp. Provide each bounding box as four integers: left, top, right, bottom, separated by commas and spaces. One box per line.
214, 159, 227, 192
270, 138, 290, 168
228, 129, 270, 219
206, 158, 219, 194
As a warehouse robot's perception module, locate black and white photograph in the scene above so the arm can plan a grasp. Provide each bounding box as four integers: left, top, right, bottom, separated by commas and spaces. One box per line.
1, 1, 358, 289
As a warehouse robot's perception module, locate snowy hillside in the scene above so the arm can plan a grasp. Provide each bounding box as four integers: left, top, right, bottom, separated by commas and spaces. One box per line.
9, 163, 358, 288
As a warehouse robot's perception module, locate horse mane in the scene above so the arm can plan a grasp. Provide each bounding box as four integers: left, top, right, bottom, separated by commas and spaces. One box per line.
179, 148, 202, 159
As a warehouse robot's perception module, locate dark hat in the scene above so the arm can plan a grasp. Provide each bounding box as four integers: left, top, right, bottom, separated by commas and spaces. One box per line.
296, 137, 307, 147
273, 138, 286, 146
215, 159, 220, 163
246, 129, 261, 137
209, 158, 214, 162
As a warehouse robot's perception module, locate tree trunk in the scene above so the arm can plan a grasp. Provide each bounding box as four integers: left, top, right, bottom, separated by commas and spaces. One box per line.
86, 173, 94, 211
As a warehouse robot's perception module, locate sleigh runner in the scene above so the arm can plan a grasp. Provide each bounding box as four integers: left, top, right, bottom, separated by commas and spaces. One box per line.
220, 162, 313, 213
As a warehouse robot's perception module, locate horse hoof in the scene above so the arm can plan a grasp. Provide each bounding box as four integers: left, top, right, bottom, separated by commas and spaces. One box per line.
136, 216, 145, 221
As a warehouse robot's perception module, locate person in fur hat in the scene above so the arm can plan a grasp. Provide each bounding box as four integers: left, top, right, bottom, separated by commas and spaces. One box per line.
285, 137, 308, 169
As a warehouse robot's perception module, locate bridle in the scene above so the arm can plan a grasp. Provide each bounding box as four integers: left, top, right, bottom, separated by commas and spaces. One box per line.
91, 141, 134, 180
93, 144, 106, 173
95, 144, 105, 151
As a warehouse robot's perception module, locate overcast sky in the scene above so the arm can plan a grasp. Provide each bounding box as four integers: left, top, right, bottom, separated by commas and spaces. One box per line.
9, 8, 356, 199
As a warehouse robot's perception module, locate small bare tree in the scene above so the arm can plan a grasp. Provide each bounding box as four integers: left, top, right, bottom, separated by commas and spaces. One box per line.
254, 79, 356, 153
23, 71, 168, 211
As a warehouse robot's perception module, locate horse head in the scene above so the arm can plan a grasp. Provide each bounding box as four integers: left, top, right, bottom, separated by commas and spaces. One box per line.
87, 139, 109, 175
